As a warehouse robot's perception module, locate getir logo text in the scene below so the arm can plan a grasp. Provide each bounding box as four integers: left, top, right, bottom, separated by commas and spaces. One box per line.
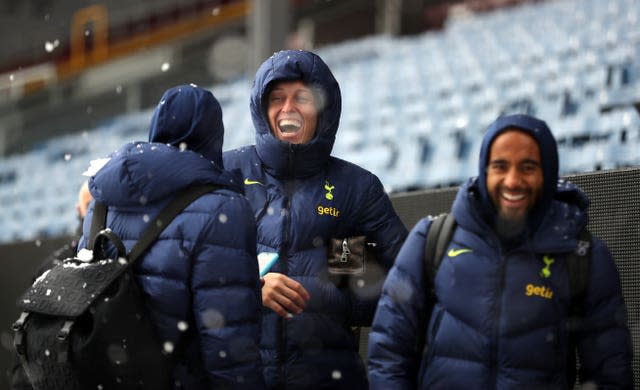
525, 284, 553, 299
317, 205, 341, 217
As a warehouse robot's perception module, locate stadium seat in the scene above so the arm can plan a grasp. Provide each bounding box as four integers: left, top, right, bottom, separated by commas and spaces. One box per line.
2, 0, 640, 242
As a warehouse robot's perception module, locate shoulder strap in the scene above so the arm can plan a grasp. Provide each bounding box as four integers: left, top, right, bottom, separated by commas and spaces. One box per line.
567, 227, 592, 322
417, 212, 456, 357
128, 184, 221, 263
424, 212, 456, 284
565, 227, 592, 388
87, 201, 107, 250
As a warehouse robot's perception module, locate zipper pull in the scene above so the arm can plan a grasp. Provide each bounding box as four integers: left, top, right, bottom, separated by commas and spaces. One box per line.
340, 238, 351, 262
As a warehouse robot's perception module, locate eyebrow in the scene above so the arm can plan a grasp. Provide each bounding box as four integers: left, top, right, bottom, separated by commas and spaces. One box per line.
521, 158, 541, 166
488, 158, 541, 166
270, 86, 313, 94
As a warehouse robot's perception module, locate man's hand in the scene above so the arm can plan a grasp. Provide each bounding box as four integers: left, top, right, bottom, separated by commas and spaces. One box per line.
262, 272, 311, 318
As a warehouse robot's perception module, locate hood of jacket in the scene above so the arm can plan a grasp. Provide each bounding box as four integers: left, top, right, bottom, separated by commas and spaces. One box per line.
89, 142, 242, 207
148, 84, 225, 168
476, 114, 559, 233
250, 50, 341, 179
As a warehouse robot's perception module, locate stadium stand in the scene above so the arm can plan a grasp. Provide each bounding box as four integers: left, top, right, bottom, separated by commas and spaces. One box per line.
0, 0, 638, 245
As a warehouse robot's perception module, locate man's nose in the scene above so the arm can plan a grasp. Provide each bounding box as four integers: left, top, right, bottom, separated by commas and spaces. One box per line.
281, 97, 294, 112
504, 167, 522, 187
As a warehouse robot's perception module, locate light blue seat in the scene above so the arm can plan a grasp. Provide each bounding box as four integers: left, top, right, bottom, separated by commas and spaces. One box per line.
2, 0, 637, 240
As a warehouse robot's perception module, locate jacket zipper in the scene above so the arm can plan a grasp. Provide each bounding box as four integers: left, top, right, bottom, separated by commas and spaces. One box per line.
278, 144, 296, 389
490, 244, 506, 388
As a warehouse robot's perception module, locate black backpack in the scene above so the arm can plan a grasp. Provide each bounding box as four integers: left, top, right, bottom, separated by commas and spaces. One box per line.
422, 212, 591, 388
12, 184, 218, 390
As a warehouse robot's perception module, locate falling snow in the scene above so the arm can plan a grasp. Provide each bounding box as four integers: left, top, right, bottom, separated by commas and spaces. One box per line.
201, 309, 225, 329
44, 39, 59, 52
163, 341, 174, 353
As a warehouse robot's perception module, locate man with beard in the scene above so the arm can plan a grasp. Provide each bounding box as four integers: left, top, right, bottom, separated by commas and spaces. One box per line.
368, 114, 633, 389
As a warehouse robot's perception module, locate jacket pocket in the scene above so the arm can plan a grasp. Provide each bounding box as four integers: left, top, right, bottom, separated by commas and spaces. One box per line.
327, 236, 375, 275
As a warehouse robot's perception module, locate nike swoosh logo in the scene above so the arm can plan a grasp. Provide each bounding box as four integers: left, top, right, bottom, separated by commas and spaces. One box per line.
448, 248, 472, 257
244, 178, 264, 186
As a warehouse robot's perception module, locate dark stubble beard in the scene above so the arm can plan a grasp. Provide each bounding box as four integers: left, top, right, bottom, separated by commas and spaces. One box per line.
494, 212, 527, 241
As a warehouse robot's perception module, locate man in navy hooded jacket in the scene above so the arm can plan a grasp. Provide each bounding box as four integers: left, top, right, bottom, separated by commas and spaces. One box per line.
79, 85, 264, 389
223, 50, 408, 389
368, 114, 633, 389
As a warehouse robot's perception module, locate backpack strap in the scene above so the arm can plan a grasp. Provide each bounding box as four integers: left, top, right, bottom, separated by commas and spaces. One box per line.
425, 213, 456, 283
417, 212, 456, 356
87, 201, 107, 250
85, 185, 220, 261
567, 228, 592, 324
127, 184, 221, 263
565, 227, 592, 388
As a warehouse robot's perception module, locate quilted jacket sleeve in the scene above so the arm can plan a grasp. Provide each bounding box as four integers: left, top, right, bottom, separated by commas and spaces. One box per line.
356, 174, 408, 270
189, 194, 264, 389
368, 218, 430, 390
348, 173, 408, 326
577, 237, 633, 389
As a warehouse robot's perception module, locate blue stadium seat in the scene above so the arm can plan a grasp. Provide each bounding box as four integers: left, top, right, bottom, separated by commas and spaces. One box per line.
2, 0, 640, 242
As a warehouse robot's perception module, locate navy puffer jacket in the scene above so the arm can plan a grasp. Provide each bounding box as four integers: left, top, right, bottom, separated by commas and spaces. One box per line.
223, 50, 408, 389
80, 85, 264, 389
368, 115, 633, 389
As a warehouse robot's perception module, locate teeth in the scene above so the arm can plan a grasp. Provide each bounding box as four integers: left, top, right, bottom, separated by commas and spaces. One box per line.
278, 119, 301, 133
502, 193, 525, 201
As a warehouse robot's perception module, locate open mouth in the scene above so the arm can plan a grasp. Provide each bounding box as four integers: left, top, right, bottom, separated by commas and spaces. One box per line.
278, 119, 302, 133
501, 192, 526, 201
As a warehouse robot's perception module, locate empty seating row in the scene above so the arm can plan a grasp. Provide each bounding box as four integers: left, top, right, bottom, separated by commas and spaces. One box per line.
0, 0, 638, 243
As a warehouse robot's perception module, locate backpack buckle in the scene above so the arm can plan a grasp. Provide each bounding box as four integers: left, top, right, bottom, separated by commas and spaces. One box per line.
575, 239, 590, 256
57, 320, 74, 363
12, 312, 29, 356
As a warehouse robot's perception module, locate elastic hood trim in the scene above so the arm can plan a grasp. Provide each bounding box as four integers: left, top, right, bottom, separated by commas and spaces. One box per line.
250, 50, 341, 178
